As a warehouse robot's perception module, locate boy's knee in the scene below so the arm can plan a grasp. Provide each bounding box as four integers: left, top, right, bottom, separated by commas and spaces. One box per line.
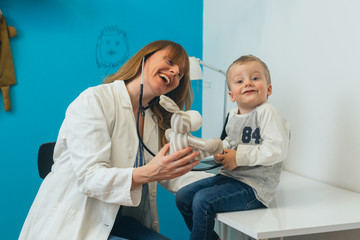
175, 187, 190, 207
192, 191, 210, 210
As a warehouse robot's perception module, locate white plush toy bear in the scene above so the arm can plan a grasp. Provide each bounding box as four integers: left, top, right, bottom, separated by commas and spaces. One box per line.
159, 95, 223, 161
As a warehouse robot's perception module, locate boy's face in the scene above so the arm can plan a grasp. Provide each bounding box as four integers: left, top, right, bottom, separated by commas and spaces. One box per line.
227, 61, 272, 114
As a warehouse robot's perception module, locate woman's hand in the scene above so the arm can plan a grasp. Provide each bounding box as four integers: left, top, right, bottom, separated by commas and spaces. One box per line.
214, 149, 237, 171
132, 144, 200, 188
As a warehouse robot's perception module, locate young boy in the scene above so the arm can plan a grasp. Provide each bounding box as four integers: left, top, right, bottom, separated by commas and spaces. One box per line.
176, 55, 290, 240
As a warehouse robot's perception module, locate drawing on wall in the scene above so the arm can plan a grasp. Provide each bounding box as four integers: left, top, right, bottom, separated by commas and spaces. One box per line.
96, 26, 129, 73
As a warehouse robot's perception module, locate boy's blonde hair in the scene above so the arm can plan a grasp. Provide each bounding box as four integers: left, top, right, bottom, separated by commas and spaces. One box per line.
226, 55, 271, 89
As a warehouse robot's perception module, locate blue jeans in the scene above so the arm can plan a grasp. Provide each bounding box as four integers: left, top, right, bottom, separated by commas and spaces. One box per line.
176, 174, 265, 240
108, 216, 170, 240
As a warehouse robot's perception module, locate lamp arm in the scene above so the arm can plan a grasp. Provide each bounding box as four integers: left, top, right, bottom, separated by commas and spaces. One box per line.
198, 60, 226, 76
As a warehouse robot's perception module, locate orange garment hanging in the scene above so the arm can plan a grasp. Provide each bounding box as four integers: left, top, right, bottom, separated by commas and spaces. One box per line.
0, 10, 17, 112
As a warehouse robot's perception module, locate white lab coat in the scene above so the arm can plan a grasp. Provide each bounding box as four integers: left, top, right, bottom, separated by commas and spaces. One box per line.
19, 80, 212, 240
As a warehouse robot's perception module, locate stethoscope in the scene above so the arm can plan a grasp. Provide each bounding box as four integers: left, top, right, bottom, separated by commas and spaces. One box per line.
136, 57, 221, 171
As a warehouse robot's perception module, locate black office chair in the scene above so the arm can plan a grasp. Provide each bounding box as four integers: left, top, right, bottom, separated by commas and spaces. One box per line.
220, 113, 229, 141
37, 142, 56, 179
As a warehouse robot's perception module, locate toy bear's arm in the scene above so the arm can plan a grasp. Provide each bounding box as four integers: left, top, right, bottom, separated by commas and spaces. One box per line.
187, 135, 206, 149
188, 135, 223, 156
165, 128, 173, 142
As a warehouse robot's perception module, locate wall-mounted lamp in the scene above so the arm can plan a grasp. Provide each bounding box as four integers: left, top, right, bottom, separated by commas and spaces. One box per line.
189, 57, 228, 127
189, 57, 226, 80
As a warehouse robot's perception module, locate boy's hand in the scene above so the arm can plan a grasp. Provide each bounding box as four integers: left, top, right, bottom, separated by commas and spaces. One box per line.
214, 149, 237, 171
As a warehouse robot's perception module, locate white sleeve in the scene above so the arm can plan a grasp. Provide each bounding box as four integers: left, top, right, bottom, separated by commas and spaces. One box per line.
222, 109, 236, 149
62, 88, 142, 206
235, 104, 290, 166
222, 137, 231, 149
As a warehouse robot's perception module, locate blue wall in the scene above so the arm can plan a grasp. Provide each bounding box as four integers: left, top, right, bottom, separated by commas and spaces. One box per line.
0, 0, 203, 239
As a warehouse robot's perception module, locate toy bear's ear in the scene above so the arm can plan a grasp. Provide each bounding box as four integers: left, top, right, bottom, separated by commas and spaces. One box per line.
159, 95, 180, 113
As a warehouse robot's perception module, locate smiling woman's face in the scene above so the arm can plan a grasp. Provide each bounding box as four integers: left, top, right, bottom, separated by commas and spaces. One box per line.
143, 47, 185, 97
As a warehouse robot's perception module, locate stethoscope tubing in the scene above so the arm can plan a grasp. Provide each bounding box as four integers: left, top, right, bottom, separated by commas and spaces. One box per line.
136, 57, 220, 171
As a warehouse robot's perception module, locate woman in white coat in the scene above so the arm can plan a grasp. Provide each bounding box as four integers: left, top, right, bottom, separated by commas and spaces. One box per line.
19, 40, 212, 240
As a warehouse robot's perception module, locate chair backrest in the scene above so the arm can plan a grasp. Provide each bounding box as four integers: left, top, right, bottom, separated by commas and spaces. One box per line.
38, 142, 56, 179
220, 112, 230, 140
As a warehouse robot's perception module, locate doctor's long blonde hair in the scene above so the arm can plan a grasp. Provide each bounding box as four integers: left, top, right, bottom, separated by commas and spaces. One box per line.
104, 40, 193, 147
